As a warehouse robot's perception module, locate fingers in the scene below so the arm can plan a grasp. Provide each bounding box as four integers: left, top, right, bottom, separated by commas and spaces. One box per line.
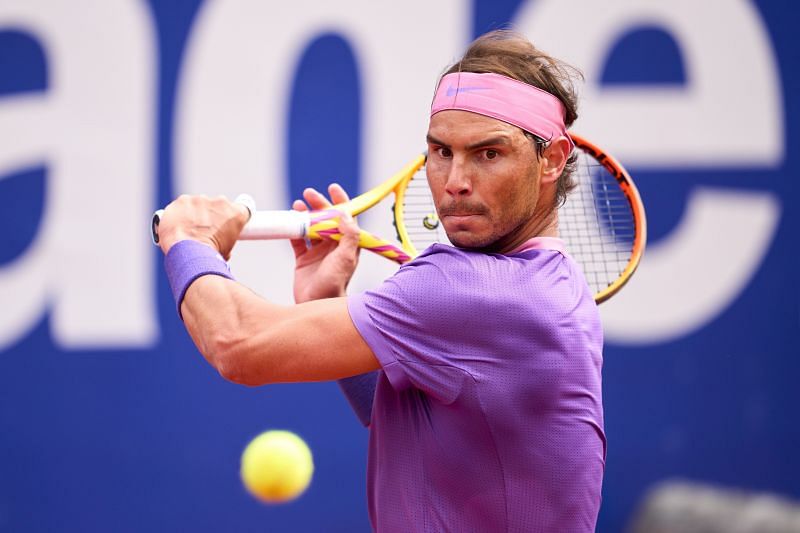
156, 194, 246, 259
328, 183, 351, 205
290, 183, 357, 258
297, 183, 352, 211
302, 187, 333, 210
234, 193, 256, 219
337, 211, 361, 243
326, 211, 361, 274
234, 201, 251, 226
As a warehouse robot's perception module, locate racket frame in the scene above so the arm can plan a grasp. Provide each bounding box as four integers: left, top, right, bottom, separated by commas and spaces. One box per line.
568, 133, 647, 303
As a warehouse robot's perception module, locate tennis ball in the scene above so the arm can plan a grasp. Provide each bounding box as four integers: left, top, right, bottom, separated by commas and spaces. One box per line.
240, 430, 314, 504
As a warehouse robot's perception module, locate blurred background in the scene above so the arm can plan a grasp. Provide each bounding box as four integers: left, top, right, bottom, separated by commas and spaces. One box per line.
0, 0, 797, 531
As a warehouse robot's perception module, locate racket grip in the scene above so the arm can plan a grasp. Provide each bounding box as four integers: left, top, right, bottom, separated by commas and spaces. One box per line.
240, 210, 310, 240
151, 209, 310, 245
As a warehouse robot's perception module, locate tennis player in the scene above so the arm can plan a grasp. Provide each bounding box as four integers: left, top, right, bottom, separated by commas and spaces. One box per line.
157, 30, 605, 532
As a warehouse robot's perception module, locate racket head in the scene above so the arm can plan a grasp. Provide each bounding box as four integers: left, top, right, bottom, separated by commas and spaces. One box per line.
562, 133, 647, 303
393, 154, 451, 256
391, 134, 646, 303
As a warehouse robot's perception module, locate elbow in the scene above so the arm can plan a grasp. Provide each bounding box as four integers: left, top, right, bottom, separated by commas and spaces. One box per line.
214, 354, 252, 386
207, 334, 265, 387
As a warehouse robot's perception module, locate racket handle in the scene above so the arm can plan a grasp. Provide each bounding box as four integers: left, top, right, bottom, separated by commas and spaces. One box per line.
240, 210, 310, 240
232, 194, 311, 240
150, 208, 311, 245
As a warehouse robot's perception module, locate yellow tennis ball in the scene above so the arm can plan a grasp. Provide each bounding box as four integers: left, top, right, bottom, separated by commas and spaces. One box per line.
240, 430, 314, 504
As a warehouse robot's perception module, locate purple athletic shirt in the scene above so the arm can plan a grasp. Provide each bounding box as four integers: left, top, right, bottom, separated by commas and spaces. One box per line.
347, 238, 605, 532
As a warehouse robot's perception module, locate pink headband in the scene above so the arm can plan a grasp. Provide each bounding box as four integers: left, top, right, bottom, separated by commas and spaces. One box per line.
430, 72, 573, 151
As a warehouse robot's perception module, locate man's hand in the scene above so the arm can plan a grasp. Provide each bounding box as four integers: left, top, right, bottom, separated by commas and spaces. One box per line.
291, 184, 361, 304
157, 194, 250, 259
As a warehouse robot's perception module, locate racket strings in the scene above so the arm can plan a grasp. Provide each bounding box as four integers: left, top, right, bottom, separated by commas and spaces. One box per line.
397, 170, 450, 253
559, 151, 636, 294
394, 151, 637, 297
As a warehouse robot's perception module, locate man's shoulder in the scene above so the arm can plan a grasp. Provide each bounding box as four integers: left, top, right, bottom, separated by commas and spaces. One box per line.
405, 243, 595, 316
412, 243, 476, 262
391, 243, 562, 301
408, 243, 507, 270
396, 244, 500, 286
407, 242, 566, 277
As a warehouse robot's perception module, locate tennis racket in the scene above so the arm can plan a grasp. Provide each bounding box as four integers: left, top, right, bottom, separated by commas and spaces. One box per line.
152, 133, 646, 303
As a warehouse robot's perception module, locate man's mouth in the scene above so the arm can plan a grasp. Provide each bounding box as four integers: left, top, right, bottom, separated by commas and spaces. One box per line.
444, 213, 480, 219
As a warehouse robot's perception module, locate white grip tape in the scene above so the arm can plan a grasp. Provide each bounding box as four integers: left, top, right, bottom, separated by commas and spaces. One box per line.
239, 210, 310, 240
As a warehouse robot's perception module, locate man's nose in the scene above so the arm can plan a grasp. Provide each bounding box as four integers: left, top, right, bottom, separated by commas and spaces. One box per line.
444, 160, 473, 196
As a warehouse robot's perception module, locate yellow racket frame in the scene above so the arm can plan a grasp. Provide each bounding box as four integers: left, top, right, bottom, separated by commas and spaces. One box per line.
386, 134, 647, 303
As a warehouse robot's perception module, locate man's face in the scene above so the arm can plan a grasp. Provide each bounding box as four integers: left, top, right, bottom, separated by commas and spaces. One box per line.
425, 110, 544, 253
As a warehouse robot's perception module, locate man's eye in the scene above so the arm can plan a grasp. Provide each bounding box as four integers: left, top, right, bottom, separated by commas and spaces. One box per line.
437, 147, 452, 158
485, 149, 498, 160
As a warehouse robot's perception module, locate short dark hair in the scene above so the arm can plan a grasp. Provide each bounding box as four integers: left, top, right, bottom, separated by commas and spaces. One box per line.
442, 30, 582, 207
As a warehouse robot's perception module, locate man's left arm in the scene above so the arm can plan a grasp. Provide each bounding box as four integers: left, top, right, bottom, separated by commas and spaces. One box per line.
179, 274, 380, 386
156, 193, 380, 386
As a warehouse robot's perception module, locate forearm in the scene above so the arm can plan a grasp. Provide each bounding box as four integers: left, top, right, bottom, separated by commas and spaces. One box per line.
181, 275, 280, 383
180, 275, 379, 385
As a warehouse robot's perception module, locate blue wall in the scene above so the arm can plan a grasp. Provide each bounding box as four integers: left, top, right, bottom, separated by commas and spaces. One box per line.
0, 1, 797, 531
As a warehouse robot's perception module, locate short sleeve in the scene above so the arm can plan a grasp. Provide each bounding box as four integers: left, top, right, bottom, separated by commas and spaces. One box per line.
347, 246, 487, 403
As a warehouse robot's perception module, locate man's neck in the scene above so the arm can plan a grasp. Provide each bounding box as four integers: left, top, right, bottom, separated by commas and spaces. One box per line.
486, 201, 558, 255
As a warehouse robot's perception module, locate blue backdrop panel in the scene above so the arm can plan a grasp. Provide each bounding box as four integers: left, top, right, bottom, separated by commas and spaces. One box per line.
0, 1, 797, 531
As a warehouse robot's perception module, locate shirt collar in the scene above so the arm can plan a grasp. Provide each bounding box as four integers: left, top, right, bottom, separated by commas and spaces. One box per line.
507, 236, 566, 255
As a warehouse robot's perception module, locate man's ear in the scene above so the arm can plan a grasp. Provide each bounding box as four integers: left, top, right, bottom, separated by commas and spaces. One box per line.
540, 136, 571, 184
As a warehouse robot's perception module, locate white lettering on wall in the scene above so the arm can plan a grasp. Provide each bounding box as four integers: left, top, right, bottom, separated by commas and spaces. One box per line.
0, 0, 157, 350
0, 1, 785, 350
514, 0, 784, 343
174, 0, 468, 298
601, 189, 780, 343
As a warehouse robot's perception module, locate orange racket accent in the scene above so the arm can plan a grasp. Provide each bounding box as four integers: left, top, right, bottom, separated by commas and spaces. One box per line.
566, 133, 647, 303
